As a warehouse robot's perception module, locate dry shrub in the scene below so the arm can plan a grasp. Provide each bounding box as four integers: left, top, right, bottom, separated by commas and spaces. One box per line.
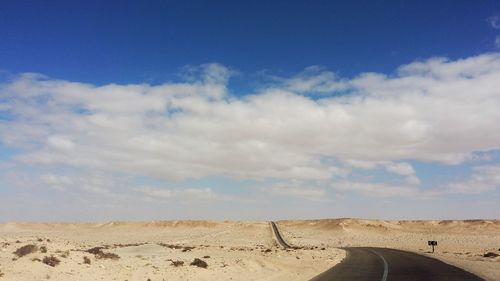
86, 246, 119, 260
483, 252, 499, 258
158, 243, 183, 249
170, 260, 184, 267
13, 245, 38, 257
83, 256, 91, 264
42, 256, 60, 267
96, 252, 120, 260
182, 246, 195, 252
58, 250, 70, 258
86, 247, 104, 255
40, 246, 47, 253
190, 258, 207, 268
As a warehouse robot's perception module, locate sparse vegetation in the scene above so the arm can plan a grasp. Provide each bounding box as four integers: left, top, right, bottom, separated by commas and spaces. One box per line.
170, 260, 184, 267
86, 247, 105, 255
190, 258, 208, 268
483, 252, 499, 258
158, 243, 196, 252
182, 246, 195, 252
42, 256, 60, 267
40, 246, 47, 253
158, 243, 183, 249
57, 250, 70, 258
83, 256, 91, 264
86, 247, 120, 260
13, 245, 38, 257
96, 252, 120, 260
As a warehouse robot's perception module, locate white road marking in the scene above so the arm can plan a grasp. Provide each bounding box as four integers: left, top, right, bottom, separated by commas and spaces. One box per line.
370, 250, 389, 281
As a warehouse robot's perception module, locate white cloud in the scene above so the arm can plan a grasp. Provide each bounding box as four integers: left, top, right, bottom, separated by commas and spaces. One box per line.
444, 165, 500, 194
47, 136, 74, 151
138, 186, 218, 201
487, 16, 500, 29
265, 183, 328, 201
333, 181, 419, 198
274, 66, 348, 93
382, 162, 415, 176
1, 54, 500, 198
41, 174, 73, 191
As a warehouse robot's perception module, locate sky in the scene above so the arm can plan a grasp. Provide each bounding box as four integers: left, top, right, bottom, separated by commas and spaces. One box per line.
1, 0, 500, 221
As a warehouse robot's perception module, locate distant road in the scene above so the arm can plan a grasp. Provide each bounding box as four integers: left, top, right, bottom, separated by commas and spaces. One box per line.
270, 221, 292, 248
310, 247, 484, 281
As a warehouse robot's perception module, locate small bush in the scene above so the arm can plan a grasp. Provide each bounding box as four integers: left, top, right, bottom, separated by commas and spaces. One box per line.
42, 256, 60, 267
96, 252, 120, 260
83, 256, 91, 264
86, 246, 119, 260
190, 258, 208, 268
182, 246, 195, 252
58, 251, 70, 258
171, 260, 184, 267
40, 246, 47, 253
158, 243, 184, 249
483, 252, 499, 258
86, 247, 104, 255
13, 245, 38, 257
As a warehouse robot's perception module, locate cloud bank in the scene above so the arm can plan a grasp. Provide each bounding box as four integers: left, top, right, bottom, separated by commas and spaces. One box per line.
1, 54, 500, 205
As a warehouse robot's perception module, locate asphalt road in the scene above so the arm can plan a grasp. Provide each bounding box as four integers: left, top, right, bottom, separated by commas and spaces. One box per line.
310, 247, 484, 281
270, 221, 292, 248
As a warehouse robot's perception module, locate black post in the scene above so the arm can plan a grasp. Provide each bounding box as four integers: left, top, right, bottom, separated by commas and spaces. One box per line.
432, 244, 434, 253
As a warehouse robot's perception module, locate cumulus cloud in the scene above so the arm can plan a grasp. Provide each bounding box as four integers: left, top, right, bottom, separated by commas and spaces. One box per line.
265, 183, 328, 201
1, 54, 500, 198
333, 181, 419, 198
444, 165, 500, 194
487, 16, 500, 29
273, 66, 348, 93
138, 186, 218, 201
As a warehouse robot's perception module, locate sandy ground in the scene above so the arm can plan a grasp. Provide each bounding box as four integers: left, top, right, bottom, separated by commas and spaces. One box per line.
1, 219, 498, 281
0, 221, 343, 281
278, 219, 500, 281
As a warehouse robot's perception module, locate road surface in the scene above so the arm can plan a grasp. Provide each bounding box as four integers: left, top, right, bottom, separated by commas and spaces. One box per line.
270, 221, 292, 248
310, 247, 484, 281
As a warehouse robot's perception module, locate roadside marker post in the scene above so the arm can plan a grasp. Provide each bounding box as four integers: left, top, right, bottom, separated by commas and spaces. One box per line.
428, 240, 437, 253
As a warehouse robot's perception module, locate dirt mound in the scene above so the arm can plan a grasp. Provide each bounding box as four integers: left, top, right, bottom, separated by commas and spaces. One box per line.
279, 219, 500, 234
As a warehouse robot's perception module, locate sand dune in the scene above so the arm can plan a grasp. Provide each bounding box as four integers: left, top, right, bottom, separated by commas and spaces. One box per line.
1, 219, 498, 280
0, 220, 343, 281
278, 219, 500, 281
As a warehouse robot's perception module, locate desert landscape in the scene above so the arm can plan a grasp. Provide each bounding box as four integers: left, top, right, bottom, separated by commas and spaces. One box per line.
0, 220, 343, 281
0, 219, 498, 281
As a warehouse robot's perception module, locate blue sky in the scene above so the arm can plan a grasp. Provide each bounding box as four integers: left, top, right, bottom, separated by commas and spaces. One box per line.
1, 1, 500, 221
1, 0, 499, 84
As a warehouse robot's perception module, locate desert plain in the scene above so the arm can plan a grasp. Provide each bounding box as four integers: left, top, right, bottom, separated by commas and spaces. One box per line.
0, 219, 498, 281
